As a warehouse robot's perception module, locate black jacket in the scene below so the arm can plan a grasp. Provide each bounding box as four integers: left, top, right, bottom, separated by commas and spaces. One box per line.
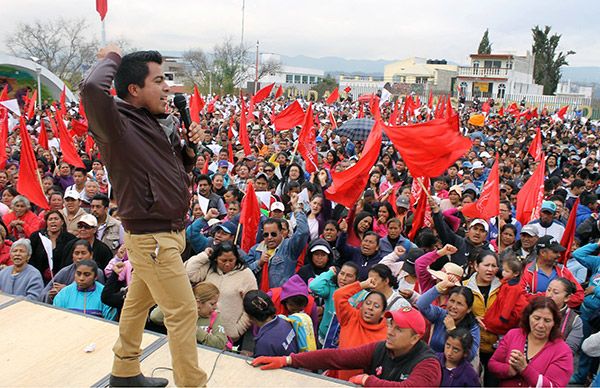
29, 230, 78, 282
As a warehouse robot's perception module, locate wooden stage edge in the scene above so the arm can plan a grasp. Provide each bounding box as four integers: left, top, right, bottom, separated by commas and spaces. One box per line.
0, 294, 347, 387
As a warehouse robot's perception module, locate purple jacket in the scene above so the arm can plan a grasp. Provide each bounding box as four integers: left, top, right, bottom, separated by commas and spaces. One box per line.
488, 328, 573, 387
254, 316, 298, 357
436, 353, 481, 387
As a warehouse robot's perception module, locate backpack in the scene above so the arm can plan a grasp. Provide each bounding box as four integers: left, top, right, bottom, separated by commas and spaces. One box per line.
278, 312, 317, 352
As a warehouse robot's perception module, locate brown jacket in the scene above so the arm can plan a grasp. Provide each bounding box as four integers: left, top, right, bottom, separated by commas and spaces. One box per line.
80, 52, 194, 233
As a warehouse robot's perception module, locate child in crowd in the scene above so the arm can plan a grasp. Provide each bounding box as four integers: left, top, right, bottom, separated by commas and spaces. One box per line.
150, 282, 229, 350
436, 328, 481, 387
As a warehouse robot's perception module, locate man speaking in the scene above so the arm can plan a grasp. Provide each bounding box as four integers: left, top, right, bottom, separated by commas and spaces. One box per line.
81, 45, 207, 387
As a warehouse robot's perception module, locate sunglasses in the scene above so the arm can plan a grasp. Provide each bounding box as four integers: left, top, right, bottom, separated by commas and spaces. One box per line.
263, 232, 278, 238
77, 224, 95, 229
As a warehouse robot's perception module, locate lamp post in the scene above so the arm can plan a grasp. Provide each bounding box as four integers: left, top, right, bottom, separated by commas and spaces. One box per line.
30, 57, 42, 110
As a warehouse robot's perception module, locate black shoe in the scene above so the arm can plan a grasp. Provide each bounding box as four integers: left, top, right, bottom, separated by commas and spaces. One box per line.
109, 373, 169, 387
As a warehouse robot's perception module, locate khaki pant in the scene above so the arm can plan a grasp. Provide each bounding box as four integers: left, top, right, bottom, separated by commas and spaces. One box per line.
112, 230, 207, 387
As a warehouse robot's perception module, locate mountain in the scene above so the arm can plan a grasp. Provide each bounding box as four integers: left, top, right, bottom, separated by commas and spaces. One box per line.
561, 66, 600, 83
279, 55, 395, 75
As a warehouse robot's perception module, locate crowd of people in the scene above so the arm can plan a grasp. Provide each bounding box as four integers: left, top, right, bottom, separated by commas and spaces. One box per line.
1, 76, 599, 387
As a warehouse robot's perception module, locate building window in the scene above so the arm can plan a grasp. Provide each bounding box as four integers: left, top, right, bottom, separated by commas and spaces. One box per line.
497, 83, 506, 99
294, 75, 301, 83
484, 60, 501, 68
302, 75, 308, 84
286, 74, 293, 83
416, 77, 428, 84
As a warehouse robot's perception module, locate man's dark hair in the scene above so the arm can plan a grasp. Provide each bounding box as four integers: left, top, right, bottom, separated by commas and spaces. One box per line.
196, 174, 212, 187
571, 178, 585, 189
115, 51, 163, 99
73, 167, 87, 175
263, 218, 282, 231
91, 194, 110, 208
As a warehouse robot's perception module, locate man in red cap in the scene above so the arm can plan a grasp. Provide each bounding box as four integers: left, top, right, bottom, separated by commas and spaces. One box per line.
251, 306, 441, 386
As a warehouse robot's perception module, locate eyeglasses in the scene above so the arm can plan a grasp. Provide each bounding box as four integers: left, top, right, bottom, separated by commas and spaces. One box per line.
77, 224, 95, 229
263, 232, 278, 238
264, 169, 273, 173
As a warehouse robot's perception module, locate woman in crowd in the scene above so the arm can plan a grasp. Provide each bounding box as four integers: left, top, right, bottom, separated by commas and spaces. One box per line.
342, 208, 373, 247
489, 200, 522, 242
0, 238, 43, 301
305, 194, 331, 241
416, 278, 480, 362
492, 223, 518, 253
332, 277, 387, 380
372, 202, 395, 238
320, 220, 340, 265
366, 171, 381, 197
297, 239, 334, 284
29, 210, 77, 283
1, 187, 18, 208
184, 242, 257, 342
366, 264, 411, 311
53, 259, 116, 320
488, 296, 573, 387
378, 218, 414, 257
2, 195, 43, 239
436, 328, 481, 387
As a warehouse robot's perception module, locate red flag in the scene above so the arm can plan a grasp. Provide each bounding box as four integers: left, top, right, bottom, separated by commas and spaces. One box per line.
556, 105, 569, 120
508, 102, 520, 116
18, 118, 49, 209
328, 110, 337, 129
71, 118, 89, 137
26, 90, 37, 119
389, 99, 400, 125
369, 95, 382, 121
201, 158, 209, 174
78, 100, 87, 120
206, 96, 219, 114
357, 103, 364, 118
560, 199, 579, 265
527, 127, 542, 160
434, 96, 445, 119
275, 85, 283, 99
530, 107, 539, 118
252, 83, 275, 104
38, 119, 48, 150
240, 181, 261, 252
189, 85, 204, 124
427, 91, 433, 110
384, 114, 472, 178
325, 121, 382, 207
96, 0, 108, 21
0, 109, 8, 168
344, 86, 351, 94
48, 115, 59, 137
239, 98, 251, 155
326, 88, 339, 105
445, 95, 453, 118
481, 100, 491, 115
462, 156, 500, 220
498, 105, 504, 116
516, 154, 546, 225
408, 177, 431, 241
55, 111, 85, 168
85, 134, 95, 158
59, 86, 67, 115
297, 103, 318, 173
0, 85, 8, 101
273, 101, 304, 131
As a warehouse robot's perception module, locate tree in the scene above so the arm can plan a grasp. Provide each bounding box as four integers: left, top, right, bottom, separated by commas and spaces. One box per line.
181, 49, 211, 88
477, 29, 492, 54
310, 75, 338, 98
532, 25, 575, 95
6, 18, 98, 88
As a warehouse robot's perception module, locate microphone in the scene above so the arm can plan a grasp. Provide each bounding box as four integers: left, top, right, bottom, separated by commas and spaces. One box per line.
173, 93, 197, 152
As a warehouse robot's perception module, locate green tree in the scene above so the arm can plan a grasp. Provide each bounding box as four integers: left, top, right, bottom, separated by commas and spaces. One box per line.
532, 25, 575, 95
311, 76, 338, 100
477, 29, 492, 54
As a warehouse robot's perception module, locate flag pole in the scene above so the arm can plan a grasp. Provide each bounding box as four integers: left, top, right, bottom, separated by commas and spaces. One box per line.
234, 221, 242, 245
101, 19, 106, 46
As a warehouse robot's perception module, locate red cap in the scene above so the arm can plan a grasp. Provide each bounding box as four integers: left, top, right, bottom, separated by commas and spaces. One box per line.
384, 306, 426, 338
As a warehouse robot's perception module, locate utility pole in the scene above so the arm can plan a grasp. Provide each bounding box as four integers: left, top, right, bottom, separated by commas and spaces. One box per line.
241, 0, 245, 46
255, 40, 259, 94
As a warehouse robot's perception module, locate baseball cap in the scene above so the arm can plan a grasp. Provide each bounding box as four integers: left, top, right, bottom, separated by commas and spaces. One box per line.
479, 151, 491, 158
472, 161, 485, 169
64, 190, 80, 200
462, 161, 473, 169
469, 218, 489, 233
310, 244, 331, 254
214, 221, 236, 235
255, 172, 269, 181
218, 160, 229, 168
316, 136, 324, 143
78, 214, 98, 228
521, 224, 539, 237
402, 248, 424, 276
384, 306, 426, 338
428, 262, 464, 286
536, 235, 566, 252
270, 202, 285, 212
244, 155, 257, 161
449, 185, 463, 197
541, 200, 557, 214
396, 195, 410, 209
463, 183, 479, 196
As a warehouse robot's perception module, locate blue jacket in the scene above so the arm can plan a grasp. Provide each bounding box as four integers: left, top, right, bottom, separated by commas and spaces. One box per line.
254, 316, 298, 357
576, 205, 594, 229
245, 211, 309, 288
0, 264, 43, 301
336, 232, 384, 281
416, 286, 480, 361
379, 235, 415, 257
53, 281, 117, 320
436, 353, 481, 387
573, 243, 600, 321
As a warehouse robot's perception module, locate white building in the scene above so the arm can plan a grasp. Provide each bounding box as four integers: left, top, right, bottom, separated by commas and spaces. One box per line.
456, 52, 542, 100
556, 81, 593, 99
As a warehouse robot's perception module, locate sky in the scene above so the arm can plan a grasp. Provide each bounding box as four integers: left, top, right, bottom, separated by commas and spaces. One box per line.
1, 0, 599, 67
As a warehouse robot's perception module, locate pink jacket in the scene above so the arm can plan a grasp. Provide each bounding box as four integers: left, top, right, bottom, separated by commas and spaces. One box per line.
488, 328, 573, 387
415, 250, 442, 293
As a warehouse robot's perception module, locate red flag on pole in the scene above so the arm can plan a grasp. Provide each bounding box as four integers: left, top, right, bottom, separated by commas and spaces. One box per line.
274, 85, 283, 99
516, 154, 546, 225
59, 86, 67, 115
462, 155, 500, 220
96, 0, 108, 21
434, 96, 445, 119
445, 95, 453, 118
0, 109, 8, 168
297, 103, 318, 173
55, 111, 85, 168
240, 181, 261, 252
384, 114, 472, 178
38, 119, 49, 150
527, 127, 542, 160
239, 98, 251, 156
369, 95, 382, 121
389, 99, 400, 125
252, 83, 275, 104
408, 177, 431, 241
26, 90, 37, 120
273, 101, 304, 131
18, 118, 49, 209
498, 105, 504, 116
560, 198, 579, 265
557, 105, 569, 120
427, 91, 433, 110
85, 134, 96, 158
325, 121, 382, 207
481, 100, 491, 115
78, 100, 87, 120
328, 110, 337, 129
189, 85, 204, 124
326, 88, 339, 105
0, 85, 8, 101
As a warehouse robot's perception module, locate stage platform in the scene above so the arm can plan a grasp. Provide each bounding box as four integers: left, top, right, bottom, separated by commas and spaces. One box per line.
0, 294, 346, 387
